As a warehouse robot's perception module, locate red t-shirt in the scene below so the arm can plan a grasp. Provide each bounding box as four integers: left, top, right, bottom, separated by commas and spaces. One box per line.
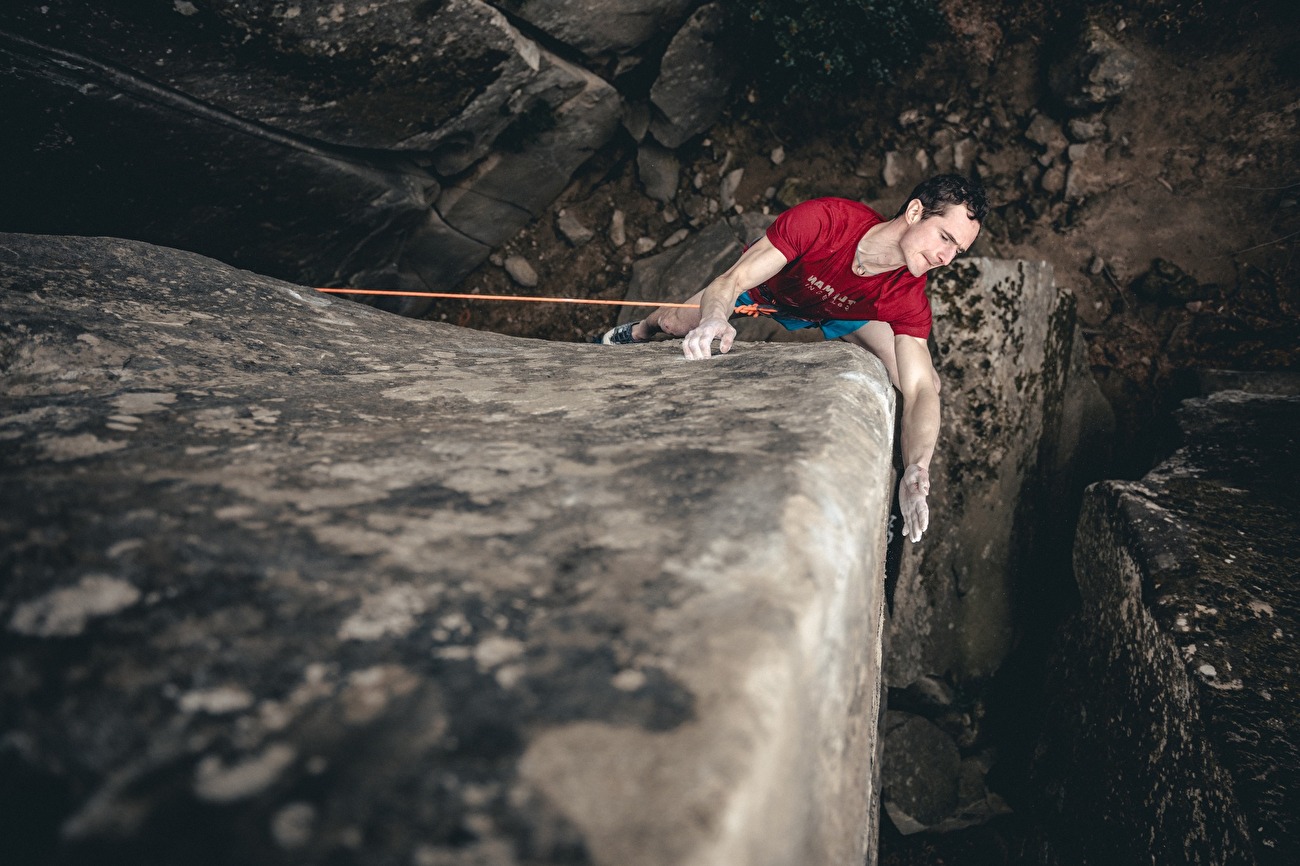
757, 198, 931, 339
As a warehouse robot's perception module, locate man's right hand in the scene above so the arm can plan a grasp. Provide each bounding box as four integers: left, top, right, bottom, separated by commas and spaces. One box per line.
898, 463, 931, 543
682, 317, 736, 360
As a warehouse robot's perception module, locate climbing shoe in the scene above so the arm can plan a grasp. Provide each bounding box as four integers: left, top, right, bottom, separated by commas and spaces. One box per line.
599, 321, 648, 345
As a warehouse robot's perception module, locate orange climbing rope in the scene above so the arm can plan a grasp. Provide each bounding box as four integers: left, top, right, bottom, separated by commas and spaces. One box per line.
313, 287, 776, 317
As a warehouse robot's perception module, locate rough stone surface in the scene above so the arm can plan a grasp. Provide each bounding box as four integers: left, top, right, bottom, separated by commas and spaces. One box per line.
616, 213, 793, 342
3, 0, 571, 162
0, 3, 621, 315
1024, 112, 1068, 162
883, 151, 908, 187
0, 233, 895, 866
637, 142, 681, 205
504, 255, 540, 287
608, 210, 627, 248
880, 712, 961, 832
0, 31, 434, 292
616, 247, 1114, 836
1063, 141, 1131, 202
432, 64, 621, 249
648, 3, 734, 149
508, 0, 695, 59
720, 168, 746, 212
1034, 385, 1300, 865
555, 212, 595, 247
886, 259, 1113, 688
1049, 24, 1139, 111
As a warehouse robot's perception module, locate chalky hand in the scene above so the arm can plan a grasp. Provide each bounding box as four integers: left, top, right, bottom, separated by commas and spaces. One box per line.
899, 463, 930, 543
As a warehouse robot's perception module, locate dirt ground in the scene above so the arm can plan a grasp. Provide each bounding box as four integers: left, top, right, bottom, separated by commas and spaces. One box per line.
433, 6, 1298, 859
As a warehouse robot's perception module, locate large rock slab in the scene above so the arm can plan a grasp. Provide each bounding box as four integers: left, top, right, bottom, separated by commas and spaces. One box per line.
0, 30, 437, 291
648, 3, 735, 149
0, 233, 895, 866
1032, 386, 1300, 865
507, 0, 696, 60
887, 259, 1113, 688
3, 0, 570, 159
614, 246, 1115, 838
0, 3, 621, 308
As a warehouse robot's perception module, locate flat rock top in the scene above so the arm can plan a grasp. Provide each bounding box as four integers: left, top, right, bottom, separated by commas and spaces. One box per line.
0, 233, 894, 864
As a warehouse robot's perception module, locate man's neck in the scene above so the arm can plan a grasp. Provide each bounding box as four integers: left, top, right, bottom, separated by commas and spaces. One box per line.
854, 218, 907, 275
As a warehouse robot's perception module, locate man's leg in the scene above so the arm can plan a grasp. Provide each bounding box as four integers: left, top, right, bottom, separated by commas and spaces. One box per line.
839, 321, 941, 393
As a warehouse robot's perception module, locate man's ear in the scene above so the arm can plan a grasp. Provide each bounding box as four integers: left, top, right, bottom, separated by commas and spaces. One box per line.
905, 199, 923, 223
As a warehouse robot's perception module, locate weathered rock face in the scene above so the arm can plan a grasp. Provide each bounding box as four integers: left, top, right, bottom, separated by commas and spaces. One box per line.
618, 211, 771, 316
510, 0, 696, 60
0, 2, 621, 311
610, 242, 1115, 837
0, 232, 896, 866
880, 258, 1113, 834
647, 3, 734, 149
1, 2, 743, 316
0, 31, 441, 291
1032, 385, 1300, 866
1048, 24, 1138, 112
1, 1, 593, 162
887, 259, 1113, 688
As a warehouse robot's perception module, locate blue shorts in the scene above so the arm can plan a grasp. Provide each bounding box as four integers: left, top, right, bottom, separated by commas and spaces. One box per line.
736, 291, 870, 341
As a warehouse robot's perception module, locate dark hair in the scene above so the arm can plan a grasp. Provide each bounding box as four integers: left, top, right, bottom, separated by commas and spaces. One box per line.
895, 174, 989, 223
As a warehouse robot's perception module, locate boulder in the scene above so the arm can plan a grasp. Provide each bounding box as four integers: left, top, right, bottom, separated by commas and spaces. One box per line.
556, 211, 595, 247
507, 0, 696, 60
1132, 258, 1219, 303
3, 1, 559, 164
615, 251, 1114, 836
648, 3, 735, 148
431, 63, 622, 249
886, 259, 1113, 690
637, 141, 682, 204
880, 712, 961, 832
0, 31, 439, 293
881, 711, 1010, 836
1063, 141, 1131, 202
0, 232, 896, 866
1033, 383, 1300, 865
0, 3, 621, 315
504, 254, 540, 286
1048, 24, 1139, 112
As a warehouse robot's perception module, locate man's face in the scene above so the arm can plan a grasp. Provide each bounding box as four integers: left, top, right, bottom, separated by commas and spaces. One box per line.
899, 201, 981, 277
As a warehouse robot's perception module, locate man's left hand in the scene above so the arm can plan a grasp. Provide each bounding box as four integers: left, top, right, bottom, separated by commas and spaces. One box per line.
899, 463, 930, 543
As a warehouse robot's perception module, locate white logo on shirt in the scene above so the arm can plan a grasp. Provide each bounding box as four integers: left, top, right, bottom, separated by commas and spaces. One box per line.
805, 274, 835, 297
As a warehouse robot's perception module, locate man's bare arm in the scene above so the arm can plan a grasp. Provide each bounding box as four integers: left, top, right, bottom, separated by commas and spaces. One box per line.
682, 236, 789, 360
895, 334, 941, 542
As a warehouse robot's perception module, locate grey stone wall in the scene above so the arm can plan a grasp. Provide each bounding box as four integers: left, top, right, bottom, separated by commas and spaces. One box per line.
880, 258, 1113, 833
0, 232, 894, 866
1033, 385, 1300, 865
0, 1, 733, 311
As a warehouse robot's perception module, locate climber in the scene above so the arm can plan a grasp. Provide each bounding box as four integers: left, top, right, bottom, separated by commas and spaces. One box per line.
599, 174, 988, 545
